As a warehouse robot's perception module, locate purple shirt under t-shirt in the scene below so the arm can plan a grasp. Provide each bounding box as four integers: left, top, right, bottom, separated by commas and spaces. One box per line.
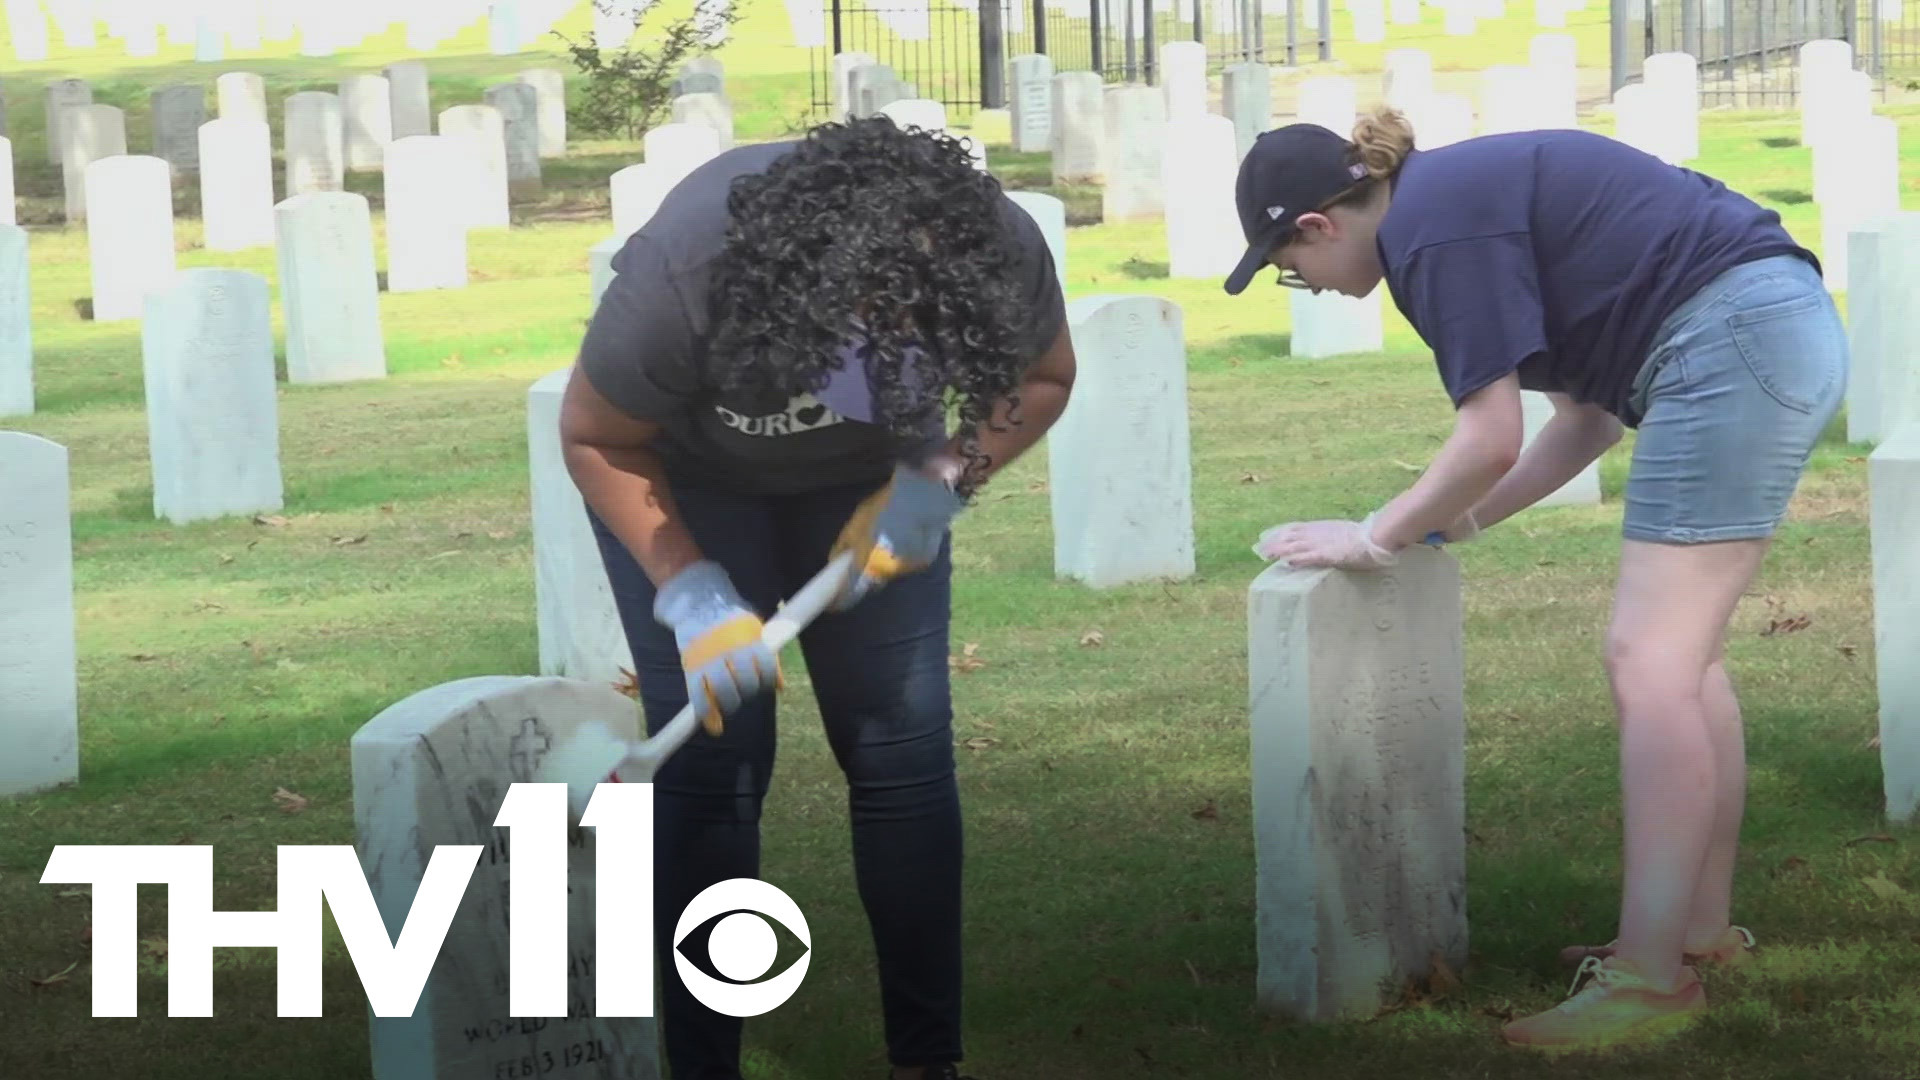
1375, 129, 1817, 425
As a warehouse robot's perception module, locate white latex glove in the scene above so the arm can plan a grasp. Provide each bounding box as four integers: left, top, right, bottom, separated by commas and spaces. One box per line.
1253, 513, 1398, 570
1440, 508, 1481, 544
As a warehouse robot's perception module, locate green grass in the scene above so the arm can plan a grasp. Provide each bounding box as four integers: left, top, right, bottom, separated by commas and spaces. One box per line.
4, 4, 1920, 1079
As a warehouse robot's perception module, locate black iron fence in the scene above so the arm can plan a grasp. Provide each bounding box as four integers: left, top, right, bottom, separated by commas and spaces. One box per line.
1611, 0, 1920, 106
808, 0, 1330, 122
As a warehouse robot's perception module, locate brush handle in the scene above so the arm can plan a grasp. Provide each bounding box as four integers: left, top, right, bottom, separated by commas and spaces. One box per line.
623, 550, 859, 777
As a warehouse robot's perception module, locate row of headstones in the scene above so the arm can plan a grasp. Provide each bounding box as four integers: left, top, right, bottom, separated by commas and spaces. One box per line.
30, 65, 567, 228
2, 0, 562, 62
0, 183, 386, 413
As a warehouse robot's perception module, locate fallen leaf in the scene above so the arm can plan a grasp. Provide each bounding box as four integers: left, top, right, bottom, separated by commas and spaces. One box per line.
1869, 735, 1882, 750
961, 736, 999, 751
611, 668, 641, 699
57, 888, 89, 899
141, 937, 167, 961
1103, 974, 1131, 990
379, 503, 395, 513
1070, 1024, 1085, 1040
192, 599, 225, 613
129, 653, 157, 662
1427, 951, 1463, 997
30, 961, 78, 988
427, 550, 464, 560
950, 643, 986, 674
1185, 959, 1204, 986
1845, 455, 1866, 464
1776, 855, 1810, 875
1026, 479, 1048, 494
273, 787, 310, 814
1079, 630, 1105, 647
1391, 460, 1424, 473
253, 514, 289, 528
1191, 799, 1218, 821
1239, 472, 1261, 484
486, 530, 512, 540
217, 553, 235, 565
1478, 1003, 1516, 1022
452, 530, 474, 540
1862, 872, 1906, 900
1839, 643, 1858, 660
1761, 613, 1811, 636
1845, 834, 1897, 847
330, 534, 368, 547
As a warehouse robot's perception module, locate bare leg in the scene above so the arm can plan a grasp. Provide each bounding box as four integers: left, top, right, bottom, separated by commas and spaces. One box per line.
1684, 642, 1747, 949
1606, 538, 1770, 992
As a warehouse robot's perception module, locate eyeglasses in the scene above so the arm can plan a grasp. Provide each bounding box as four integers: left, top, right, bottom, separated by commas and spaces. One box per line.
1274, 267, 1311, 290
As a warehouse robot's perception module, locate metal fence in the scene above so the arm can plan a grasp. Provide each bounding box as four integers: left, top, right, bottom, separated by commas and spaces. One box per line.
808, 0, 1331, 122
1612, 0, 1920, 106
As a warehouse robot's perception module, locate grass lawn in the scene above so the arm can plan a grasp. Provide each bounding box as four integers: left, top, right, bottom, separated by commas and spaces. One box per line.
4, 3, 1920, 1079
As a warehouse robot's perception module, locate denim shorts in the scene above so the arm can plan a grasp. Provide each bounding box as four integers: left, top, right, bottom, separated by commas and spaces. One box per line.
1621, 253, 1849, 544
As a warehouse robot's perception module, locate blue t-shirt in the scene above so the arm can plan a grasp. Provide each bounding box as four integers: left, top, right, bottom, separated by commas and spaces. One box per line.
1375, 130, 1816, 425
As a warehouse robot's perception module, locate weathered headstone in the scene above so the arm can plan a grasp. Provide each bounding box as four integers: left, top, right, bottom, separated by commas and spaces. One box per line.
1048, 295, 1195, 587
340, 75, 394, 171
1160, 41, 1207, 118
276, 192, 388, 384
350, 676, 660, 1080
86, 155, 176, 321
1008, 192, 1067, 295
529, 370, 637, 684
200, 119, 276, 251
437, 105, 511, 229
1222, 62, 1271, 161
385, 61, 433, 139
141, 269, 283, 524
1520, 390, 1601, 505
879, 97, 947, 134
484, 83, 544, 199
152, 85, 207, 174
1846, 212, 1920, 444
1101, 86, 1166, 223
1164, 115, 1241, 279
669, 93, 733, 151
383, 135, 469, 292
60, 103, 127, 224
44, 78, 91, 166
1051, 71, 1104, 184
516, 68, 567, 158
1248, 546, 1469, 1022
285, 91, 347, 194
217, 72, 269, 123
1010, 53, 1054, 153
831, 50, 875, 119
848, 63, 903, 118
0, 224, 30, 416
0, 431, 77, 797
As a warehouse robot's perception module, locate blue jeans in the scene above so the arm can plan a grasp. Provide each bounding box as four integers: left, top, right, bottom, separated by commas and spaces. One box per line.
1623, 253, 1849, 544
588, 472, 962, 1080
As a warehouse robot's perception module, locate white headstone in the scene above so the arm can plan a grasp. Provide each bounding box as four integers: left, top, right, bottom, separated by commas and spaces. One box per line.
86, 154, 176, 321
1051, 71, 1104, 184
1478, 65, 1550, 134
141, 269, 284, 524
1810, 70, 1873, 205
1799, 39, 1854, 148
44, 78, 92, 166
1161, 41, 1208, 118
437, 105, 512, 229
193, 13, 223, 61
1383, 49, 1433, 112
199, 119, 276, 252
385, 61, 433, 139
1536, 0, 1566, 26
1528, 33, 1579, 128
1410, 92, 1474, 149
350, 676, 660, 1080
1011, 53, 1054, 153
1222, 63, 1272, 161
339, 75, 394, 172
1642, 52, 1699, 161
384, 135, 469, 292
516, 68, 567, 158
831, 50, 877, 120
1101, 86, 1167, 224
285, 91, 347, 195
0, 136, 14, 228
669, 93, 733, 151
151, 85, 207, 174
1048, 295, 1195, 587
217, 72, 268, 123
589, 236, 619, 309
1290, 289, 1384, 358
123, 17, 158, 55
609, 164, 666, 241
1351, 0, 1387, 42
879, 97, 947, 134
1817, 114, 1899, 293
529, 370, 637, 684
1520, 390, 1601, 504
277, 192, 388, 384
1296, 76, 1356, 134
0, 224, 30, 416
0, 431, 77, 797
1163, 115, 1241, 279
1248, 547, 1468, 1021
1874, 424, 1920, 823
483, 82, 543, 199
1443, 0, 1476, 34
61, 103, 127, 224
1008, 192, 1067, 295
1391, 0, 1421, 21
642, 123, 720, 194
1845, 212, 1920, 444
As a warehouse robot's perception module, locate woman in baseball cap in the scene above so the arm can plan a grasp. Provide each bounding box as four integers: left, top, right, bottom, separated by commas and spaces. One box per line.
1239, 108, 1845, 1051
559, 116, 1074, 1080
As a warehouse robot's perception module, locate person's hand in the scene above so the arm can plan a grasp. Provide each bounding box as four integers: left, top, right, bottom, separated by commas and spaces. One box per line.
829, 460, 966, 610
652, 560, 781, 736
1253, 513, 1398, 570
1439, 508, 1481, 544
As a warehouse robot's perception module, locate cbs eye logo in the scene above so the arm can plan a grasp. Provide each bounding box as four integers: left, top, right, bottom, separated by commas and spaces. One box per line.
672, 879, 812, 1016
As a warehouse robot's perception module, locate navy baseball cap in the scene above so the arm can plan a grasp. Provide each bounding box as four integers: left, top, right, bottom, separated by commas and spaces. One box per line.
1223, 124, 1371, 296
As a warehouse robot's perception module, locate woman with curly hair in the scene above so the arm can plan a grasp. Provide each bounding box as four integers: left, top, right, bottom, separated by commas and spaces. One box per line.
559, 116, 1074, 1080
1235, 110, 1843, 1051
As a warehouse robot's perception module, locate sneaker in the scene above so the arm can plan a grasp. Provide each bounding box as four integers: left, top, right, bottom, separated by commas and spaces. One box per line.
1502, 956, 1707, 1052
1557, 925, 1757, 971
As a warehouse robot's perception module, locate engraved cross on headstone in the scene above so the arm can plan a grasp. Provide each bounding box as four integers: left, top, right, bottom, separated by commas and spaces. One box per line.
509, 716, 550, 782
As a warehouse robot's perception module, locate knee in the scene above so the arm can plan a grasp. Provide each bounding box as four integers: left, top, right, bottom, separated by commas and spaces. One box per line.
1604, 632, 1706, 705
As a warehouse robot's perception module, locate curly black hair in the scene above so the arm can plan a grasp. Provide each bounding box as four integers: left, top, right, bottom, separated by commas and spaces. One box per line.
705, 115, 1035, 497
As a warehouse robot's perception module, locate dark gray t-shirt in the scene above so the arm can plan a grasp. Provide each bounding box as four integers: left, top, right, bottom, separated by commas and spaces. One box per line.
577, 140, 1066, 495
